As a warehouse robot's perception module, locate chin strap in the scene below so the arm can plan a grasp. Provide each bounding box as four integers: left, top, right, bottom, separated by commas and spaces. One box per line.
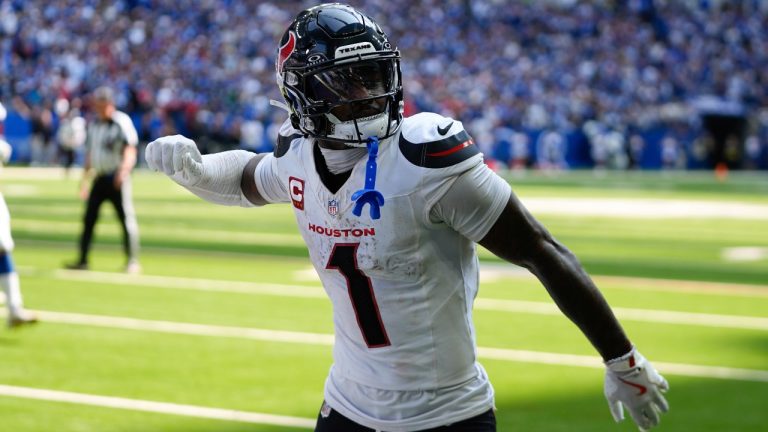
269, 99, 291, 113
351, 136, 384, 220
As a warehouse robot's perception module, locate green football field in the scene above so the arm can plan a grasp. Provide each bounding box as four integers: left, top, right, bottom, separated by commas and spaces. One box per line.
1, 167, 767, 431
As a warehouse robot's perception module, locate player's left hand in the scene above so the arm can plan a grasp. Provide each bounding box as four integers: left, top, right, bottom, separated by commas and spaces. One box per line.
604, 347, 669, 431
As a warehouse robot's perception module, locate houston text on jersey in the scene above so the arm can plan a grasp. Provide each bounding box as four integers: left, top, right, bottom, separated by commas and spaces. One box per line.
307, 223, 376, 238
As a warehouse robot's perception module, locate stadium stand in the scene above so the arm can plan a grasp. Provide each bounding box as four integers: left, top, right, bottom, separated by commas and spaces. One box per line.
0, 0, 766, 169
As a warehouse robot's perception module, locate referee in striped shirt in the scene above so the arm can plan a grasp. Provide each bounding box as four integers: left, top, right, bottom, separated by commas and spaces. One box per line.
67, 87, 140, 273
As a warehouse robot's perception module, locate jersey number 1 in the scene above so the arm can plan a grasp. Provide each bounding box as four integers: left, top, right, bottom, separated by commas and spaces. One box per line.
327, 243, 391, 348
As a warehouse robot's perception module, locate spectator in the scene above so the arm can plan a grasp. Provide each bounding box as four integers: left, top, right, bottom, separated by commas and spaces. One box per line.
0, 1, 765, 169
54, 97, 86, 176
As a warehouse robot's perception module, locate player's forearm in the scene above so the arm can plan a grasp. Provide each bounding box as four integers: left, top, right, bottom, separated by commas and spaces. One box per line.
526, 238, 632, 360
146, 136, 261, 207
185, 150, 256, 207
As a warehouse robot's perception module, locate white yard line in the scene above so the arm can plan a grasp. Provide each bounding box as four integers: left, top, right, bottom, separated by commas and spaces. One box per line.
475, 266, 768, 299
21, 310, 768, 384
475, 299, 768, 331
53, 269, 326, 299
521, 197, 768, 220
0, 385, 315, 429
38, 310, 336, 345
53, 270, 768, 331
42, 265, 768, 299
591, 275, 768, 298
13, 219, 304, 246
476, 348, 768, 382
721, 247, 768, 262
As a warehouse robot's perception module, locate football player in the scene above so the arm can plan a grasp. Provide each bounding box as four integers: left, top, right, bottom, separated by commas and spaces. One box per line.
0, 101, 38, 328
146, 4, 668, 431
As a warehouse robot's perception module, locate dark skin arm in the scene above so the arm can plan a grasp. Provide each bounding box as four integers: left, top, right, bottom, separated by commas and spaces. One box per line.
240, 154, 270, 206
478, 192, 632, 361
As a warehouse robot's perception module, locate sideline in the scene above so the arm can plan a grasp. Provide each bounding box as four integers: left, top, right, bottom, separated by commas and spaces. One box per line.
0, 385, 315, 429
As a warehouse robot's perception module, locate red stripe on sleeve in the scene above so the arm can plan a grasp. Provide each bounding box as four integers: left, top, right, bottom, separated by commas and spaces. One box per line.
426, 139, 474, 157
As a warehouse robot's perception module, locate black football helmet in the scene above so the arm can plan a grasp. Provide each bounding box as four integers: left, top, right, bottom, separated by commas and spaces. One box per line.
276, 3, 404, 146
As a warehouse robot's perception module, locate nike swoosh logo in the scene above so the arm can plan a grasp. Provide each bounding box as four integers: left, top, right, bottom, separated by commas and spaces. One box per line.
618, 378, 648, 395
437, 121, 454, 136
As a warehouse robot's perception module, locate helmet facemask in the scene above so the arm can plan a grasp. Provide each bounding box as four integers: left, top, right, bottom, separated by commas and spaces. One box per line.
282, 55, 403, 147
275, 2, 404, 147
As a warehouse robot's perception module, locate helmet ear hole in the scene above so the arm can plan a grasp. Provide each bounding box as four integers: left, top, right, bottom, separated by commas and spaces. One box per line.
276, 3, 404, 144
285, 73, 299, 86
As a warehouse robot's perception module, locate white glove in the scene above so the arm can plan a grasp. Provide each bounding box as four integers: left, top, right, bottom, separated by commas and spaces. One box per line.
145, 135, 256, 207
145, 134, 205, 187
605, 347, 669, 431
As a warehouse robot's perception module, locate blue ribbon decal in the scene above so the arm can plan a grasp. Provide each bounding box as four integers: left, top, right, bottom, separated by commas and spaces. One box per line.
352, 136, 385, 220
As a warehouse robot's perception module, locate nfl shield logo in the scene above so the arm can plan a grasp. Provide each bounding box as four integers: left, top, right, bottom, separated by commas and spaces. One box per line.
327, 198, 339, 216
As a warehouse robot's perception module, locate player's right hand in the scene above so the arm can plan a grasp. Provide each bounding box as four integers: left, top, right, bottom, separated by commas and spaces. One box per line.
146, 135, 204, 187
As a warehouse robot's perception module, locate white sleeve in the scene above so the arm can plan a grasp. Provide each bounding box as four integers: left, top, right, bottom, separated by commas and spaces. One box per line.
253, 153, 290, 204
429, 163, 511, 242
186, 150, 256, 207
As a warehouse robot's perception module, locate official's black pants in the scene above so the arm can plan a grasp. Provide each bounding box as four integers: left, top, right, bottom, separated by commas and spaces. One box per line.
76, 173, 139, 265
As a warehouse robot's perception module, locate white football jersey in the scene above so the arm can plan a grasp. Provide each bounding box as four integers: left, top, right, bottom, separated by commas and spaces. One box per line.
254, 112, 510, 430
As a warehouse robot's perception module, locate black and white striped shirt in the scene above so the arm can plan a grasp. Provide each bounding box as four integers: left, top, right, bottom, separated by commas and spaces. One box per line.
85, 110, 138, 174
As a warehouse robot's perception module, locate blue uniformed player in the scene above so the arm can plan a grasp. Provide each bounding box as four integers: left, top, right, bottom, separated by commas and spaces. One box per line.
0, 101, 38, 328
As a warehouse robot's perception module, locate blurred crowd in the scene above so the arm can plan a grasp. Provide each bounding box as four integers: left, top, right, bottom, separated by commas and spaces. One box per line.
0, 0, 767, 169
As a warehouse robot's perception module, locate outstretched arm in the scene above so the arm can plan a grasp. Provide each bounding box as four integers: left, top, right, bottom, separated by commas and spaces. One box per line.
478, 191, 669, 431
145, 135, 267, 207
479, 193, 631, 360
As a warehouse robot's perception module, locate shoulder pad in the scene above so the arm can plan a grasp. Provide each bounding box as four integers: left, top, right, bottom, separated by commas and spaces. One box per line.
398, 112, 479, 168
274, 118, 303, 158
